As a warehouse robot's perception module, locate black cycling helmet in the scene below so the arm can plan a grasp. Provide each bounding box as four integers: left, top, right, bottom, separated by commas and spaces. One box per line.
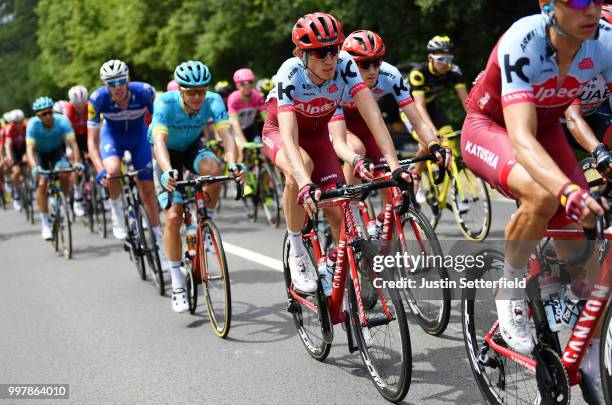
427, 35, 454, 53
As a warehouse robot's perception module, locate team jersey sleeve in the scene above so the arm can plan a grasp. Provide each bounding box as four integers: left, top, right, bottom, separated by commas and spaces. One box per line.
337, 53, 367, 96
497, 27, 538, 107
149, 96, 171, 140
383, 63, 413, 108
330, 103, 345, 122
449, 65, 467, 89
87, 88, 103, 128
227, 91, 240, 117
26, 120, 37, 146
142, 83, 156, 114
275, 59, 299, 113
598, 21, 612, 91
408, 67, 426, 95
208, 93, 230, 130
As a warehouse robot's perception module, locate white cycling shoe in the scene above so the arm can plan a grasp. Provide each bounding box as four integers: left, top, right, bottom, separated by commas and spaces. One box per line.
157, 245, 170, 273
495, 298, 534, 355
415, 187, 427, 204
172, 288, 189, 313
41, 220, 53, 241
110, 208, 127, 240
73, 199, 85, 217
289, 253, 318, 293
12, 198, 22, 211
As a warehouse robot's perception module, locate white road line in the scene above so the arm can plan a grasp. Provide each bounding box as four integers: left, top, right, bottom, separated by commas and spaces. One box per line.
223, 242, 284, 272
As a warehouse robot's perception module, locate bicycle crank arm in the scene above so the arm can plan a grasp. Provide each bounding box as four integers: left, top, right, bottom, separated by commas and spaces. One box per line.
365, 315, 395, 328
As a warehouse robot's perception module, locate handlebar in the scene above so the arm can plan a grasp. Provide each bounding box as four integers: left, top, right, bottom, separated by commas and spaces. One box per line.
38, 167, 76, 176
175, 174, 243, 201
106, 166, 152, 181
372, 154, 437, 172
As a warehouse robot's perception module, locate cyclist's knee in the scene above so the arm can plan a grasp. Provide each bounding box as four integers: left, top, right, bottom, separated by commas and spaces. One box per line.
196, 157, 220, 176
347, 133, 366, 156
519, 187, 559, 219
165, 207, 182, 229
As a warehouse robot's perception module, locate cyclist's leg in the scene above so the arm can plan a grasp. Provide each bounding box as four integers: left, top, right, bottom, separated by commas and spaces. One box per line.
130, 133, 159, 228
192, 146, 222, 210
343, 131, 367, 185
99, 129, 124, 201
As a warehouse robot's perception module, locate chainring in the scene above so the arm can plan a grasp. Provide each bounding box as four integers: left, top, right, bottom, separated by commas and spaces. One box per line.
536, 347, 570, 404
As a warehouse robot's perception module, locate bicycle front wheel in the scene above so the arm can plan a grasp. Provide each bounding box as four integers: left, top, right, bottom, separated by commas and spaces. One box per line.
58, 192, 73, 259
259, 164, 280, 228
348, 240, 411, 403
126, 205, 146, 280
450, 165, 491, 241
198, 218, 231, 338
601, 301, 612, 404
400, 207, 450, 336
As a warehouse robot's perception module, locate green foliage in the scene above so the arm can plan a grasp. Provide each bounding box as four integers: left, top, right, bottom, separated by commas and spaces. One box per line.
0, 0, 540, 118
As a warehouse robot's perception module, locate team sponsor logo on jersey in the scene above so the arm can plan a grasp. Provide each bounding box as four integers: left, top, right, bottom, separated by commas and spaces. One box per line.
464, 140, 499, 169
87, 104, 97, 120
287, 67, 299, 81
328, 84, 338, 93
520, 29, 537, 53
393, 79, 409, 97
379, 70, 395, 79
372, 88, 384, 94
340, 60, 357, 84
503, 54, 530, 84
478, 92, 491, 109
532, 75, 582, 106
320, 173, 338, 183
578, 57, 594, 70
277, 82, 295, 101
293, 97, 337, 117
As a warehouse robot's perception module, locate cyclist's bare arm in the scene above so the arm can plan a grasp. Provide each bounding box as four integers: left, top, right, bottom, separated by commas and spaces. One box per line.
455, 86, 469, 113
328, 120, 361, 164
26, 143, 36, 170
353, 89, 402, 171
229, 117, 248, 149
401, 103, 440, 145
87, 126, 104, 173
564, 103, 601, 152
278, 111, 311, 187
5, 138, 14, 163
505, 102, 574, 196
217, 125, 238, 165
152, 127, 173, 173
412, 91, 437, 133
66, 137, 81, 164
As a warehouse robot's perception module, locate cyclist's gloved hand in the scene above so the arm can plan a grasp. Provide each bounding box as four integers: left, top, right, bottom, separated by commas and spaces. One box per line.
96, 169, 108, 186
391, 167, 413, 191
352, 156, 374, 181
429, 142, 452, 170
229, 163, 246, 184
559, 183, 603, 227
297, 183, 320, 219
74, 162, 85, 172
161, 169, 178, 192
592, 144, 612, 179
31, 166, 41, 177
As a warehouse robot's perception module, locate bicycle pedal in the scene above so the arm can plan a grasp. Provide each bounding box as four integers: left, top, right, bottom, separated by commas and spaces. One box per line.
367, 316, 392, 328
123, 242, 130, 252
286, 298, 300, 313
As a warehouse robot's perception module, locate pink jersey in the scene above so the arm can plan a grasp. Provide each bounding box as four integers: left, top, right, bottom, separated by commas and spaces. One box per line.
227, 90, 266, 129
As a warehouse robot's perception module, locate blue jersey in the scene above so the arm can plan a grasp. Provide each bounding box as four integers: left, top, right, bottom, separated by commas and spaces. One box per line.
26, 114, 74, 153
148, 90, 229, 151
87, 81, 155, 137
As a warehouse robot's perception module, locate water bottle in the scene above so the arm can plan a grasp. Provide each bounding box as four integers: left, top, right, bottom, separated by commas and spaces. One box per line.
186, 224, 197, 257
561, 287, 584, 329
540, 272, 563, 332
375, 213, 384, 238
317, 257, 332, 296
366, 220, 377, 239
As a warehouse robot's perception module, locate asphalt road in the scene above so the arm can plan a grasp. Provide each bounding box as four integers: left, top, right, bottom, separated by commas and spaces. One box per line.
0, 195, 590, 404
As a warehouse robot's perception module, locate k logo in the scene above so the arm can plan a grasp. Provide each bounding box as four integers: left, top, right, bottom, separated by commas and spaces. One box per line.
340, 60, 357, 84
503, 54, 530, 84
277, 82, 295, 101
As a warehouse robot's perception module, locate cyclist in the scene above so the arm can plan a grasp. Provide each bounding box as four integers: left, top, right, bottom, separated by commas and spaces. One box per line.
0, 117, 7, 204
26, 97, 84, 240
214, 80, 232, 105
228, 68, 267, 161
53, 100, 68, 115
461, 1, 611, 399
332, 30, 448, 187
65, 85, 90, 216
4, 109, 27, 210
263, 12, 414, 292
149, 60, 242, 313
87, 59, 166, 275
166, 79, 179, 92
256, 78, 275, 99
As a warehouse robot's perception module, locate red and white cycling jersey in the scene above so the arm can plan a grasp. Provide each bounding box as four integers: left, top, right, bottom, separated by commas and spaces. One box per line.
266, 51, 368, 133
467, 15, 612, 128
64, 102, 88, 136
4, 123, 27, 150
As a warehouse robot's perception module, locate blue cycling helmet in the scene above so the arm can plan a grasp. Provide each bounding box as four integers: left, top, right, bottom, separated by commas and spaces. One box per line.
174, 61, 211, 88
32, 96, 54, 112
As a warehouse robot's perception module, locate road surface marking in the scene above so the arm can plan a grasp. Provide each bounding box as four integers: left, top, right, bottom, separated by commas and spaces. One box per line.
223, 242, 283, 272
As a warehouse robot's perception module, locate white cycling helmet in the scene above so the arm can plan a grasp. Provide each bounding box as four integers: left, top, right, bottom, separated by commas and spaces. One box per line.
68, 85, 88, 105
99, 59, 129, 82
53, 100, 68, 114
10, 109, 24, 123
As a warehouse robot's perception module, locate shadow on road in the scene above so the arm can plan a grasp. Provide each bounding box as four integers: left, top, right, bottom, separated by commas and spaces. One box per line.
0, 228, 39, 242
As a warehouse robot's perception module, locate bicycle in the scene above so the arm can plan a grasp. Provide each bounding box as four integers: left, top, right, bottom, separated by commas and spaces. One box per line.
109, 167, 164, 295
204, 138, 229, 210
81, 161, 108, 238
418, 130, 491, 241
241, 141, 281, 228
462, 197, 612, 404
283, 178, 412, 403
39, 167, 75, 259
174, 173, 241, 338
368, 155, 451, 336
15, 161, 35, 224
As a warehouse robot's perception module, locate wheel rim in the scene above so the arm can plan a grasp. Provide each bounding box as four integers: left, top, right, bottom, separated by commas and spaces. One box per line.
260, 167, 280, 227
451, 168, 491, 241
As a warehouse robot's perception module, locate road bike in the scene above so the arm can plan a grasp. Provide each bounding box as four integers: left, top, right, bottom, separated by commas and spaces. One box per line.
40, 167, 75, 259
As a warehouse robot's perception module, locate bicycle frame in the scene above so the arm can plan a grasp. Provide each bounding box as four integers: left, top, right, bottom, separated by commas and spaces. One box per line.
482, 228, 612, 386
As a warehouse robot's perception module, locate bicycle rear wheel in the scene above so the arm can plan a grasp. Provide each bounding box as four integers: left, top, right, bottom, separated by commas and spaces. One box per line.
400, 207, 450, 336
58, 192, 73, 259
282, 232, 332, 361
260, 163, 280, 228
137, 203, 164, 295
198, 218, 231, 338
126, 204, 146, 280
450, 164, 491, 241
602, 301, 612, 404
462, 249, 542, 404
348, 239, 411, 403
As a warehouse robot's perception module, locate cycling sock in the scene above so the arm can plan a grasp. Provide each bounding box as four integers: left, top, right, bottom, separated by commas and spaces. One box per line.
288, 231, 306, 256
109, 198, 122, 216
40, 213, 49, 224
73, 186, 82, 200
169, 261, 184, 290
500, 260, 526, 299
207, 208, 215, 221
580, 338, 600, 380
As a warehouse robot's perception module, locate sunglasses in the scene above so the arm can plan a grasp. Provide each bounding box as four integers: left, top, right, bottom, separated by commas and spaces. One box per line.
431, 54, 454, 64
308, 46, 340, 60
238, 81, 253, 86
559, 0, 604, 9
356, 59, 382, 70
181, 87, 207, 97
37, 110, 53, 117
105, 78, 128, 88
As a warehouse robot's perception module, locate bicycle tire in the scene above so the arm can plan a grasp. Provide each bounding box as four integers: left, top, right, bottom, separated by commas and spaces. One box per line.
185, 256, 198, 315
450, 166, 491, 242
137, 202, 164, 296
93, 181, 107, 238
126, 202, 146, 281
259, 163, 280, 228
282, 231, 332, 361
347, 239, 411, 403
198, 218, 231, 338
50, 194, 60, 253
400, 207, 450, 336
58, 192, 73, 259
419, 168, 443, 230
602, 301, 612, 405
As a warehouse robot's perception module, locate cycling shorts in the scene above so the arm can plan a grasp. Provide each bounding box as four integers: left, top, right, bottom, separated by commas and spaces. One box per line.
100, 129, 153, 181
10, 146, 26, 165
461, 110, 587, 229
35, 148, 68, 171
345, 119, 385, 165
242, 123, 262, 143
76, 135, 88, 156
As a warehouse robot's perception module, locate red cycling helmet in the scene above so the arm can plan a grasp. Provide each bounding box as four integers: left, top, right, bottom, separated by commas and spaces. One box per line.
291, 12, 344, 50
342, 30, 386, 62
602, 4, 612, 25
166, 79, 179, 91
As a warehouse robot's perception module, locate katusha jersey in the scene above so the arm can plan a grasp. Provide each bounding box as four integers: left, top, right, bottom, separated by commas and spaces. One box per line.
65, 102, 89, 136
26, 114, 74, 153
227, 90, 266, 129
87, 82, 155, 136
466, 14, 612, 128
266, 51, 368, 132
4, 122, 27, 150
572, 73, 610, 116
148, 90, 229, 151
332, 61, 413, 122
